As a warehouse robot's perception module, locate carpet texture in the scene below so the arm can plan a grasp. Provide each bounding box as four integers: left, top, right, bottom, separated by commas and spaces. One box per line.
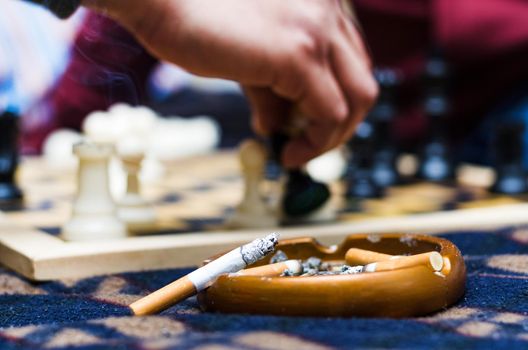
1, 227, 528, 349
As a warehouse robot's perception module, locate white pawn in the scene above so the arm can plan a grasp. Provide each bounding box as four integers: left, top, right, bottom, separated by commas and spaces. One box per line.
227, 139, 278, 229
62, 142, 127, 241
116, 137, 156, 232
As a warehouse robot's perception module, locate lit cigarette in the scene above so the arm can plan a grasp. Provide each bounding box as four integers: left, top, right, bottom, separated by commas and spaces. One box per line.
130, 233, 279, 316
345, 248, 394, 265
233, 260, 302, 277
361, 251, 444, 273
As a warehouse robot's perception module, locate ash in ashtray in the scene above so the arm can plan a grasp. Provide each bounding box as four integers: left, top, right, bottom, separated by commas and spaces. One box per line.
269, 251, 362, 277
269, 250, 288, 264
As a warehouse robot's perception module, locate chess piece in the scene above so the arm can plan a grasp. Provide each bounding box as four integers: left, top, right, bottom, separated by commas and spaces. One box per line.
148, 117, 220, 161
116, 137, 156, 231
82, 111, 117, 143
281, 169, 333, 221
227, 139, 278, 228
0, 111, 23, 211
62, 142, 127, 241
370, 69, 401, 188
43, 129, 84, 169
306, 148, 348, 184
491, 122, 528, 194
416, 48, 455, 182
346, 121, 384, 199
270, 133, 335, 223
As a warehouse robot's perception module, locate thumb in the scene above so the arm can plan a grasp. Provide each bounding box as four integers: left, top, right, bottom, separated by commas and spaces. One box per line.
243, 86, 292, 136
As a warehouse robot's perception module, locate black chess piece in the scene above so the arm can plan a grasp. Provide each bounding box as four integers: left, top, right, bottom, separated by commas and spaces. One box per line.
416, 48, 456, 182
270, 133, 331, 219
490, 121, 528, 195
0, 111, 24, 210
370, 68, 401, 188
345, 121, 384, 199
281, 169, 331, 217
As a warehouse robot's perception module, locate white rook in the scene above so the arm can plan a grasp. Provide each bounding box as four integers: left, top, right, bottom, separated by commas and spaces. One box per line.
62, 142, 127, 241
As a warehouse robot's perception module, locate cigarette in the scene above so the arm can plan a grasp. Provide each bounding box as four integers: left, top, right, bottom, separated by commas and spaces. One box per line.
362, 251, 444, 273
130, 233, 279, 316
233, 260, 302, 277
345, 248, 394, 265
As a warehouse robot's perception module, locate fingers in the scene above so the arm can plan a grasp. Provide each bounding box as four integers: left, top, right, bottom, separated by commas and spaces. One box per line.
293, 63, 349, 124
246, 0, 377, 168
270, 39, 348, 124
283, 122, 342, 167
244, 86, 291, 136
337, 5, 371, 67
330, 36, 378, 144
281, 31, 377, 166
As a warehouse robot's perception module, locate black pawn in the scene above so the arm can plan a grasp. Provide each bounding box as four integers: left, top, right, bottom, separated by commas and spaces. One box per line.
346, 121, 384, 199
270, 133, 331, 218
416, 49, 455, 182
282, 169, 331, 217
0, 111, 23, 210
491, 122, 528, 194
370, 68, 401, 188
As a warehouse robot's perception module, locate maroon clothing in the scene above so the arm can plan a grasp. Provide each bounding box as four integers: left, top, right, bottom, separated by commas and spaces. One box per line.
354, 0, 528, 145
21, 1, 528, 152
21, 13, 157, 154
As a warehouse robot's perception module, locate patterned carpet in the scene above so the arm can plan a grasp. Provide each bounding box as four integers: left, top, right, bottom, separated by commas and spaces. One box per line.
1, 228, 528, 349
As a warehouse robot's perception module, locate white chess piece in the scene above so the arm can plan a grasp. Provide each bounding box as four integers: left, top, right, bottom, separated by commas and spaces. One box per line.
147, 117, 220, 161
82, 111, 117, 143
227, 139, 278, 229
116, 137, 156, 231
62, 142, 127, 241
42, 129, 84, 169
306, 147, 347, 183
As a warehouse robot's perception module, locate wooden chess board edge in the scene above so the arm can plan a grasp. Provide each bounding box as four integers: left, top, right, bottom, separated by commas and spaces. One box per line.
0, 240, 35, 278
2, 203, 528, 281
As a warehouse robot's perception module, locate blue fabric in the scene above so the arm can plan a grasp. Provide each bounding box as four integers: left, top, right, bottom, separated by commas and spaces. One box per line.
0, 1, 82, 114
2, 228, 528, 349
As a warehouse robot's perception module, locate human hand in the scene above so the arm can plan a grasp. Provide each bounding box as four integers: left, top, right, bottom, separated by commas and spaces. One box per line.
83, 0, 378, 167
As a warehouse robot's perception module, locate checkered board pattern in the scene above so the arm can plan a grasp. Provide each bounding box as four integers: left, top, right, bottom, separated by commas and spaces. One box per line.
4, 153, 243, 236
2, 151, 528, 282
4, 152, 525, 236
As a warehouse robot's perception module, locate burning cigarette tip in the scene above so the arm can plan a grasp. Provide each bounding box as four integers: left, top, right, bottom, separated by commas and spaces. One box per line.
241, 232, 280, 265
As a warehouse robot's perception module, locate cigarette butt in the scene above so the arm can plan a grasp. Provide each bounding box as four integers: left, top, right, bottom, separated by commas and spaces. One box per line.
345, 248, 394, 265
363, 251, 444, 273
130, 276, 196, 316
441, 257, 452, 275
235, 260, 302, 277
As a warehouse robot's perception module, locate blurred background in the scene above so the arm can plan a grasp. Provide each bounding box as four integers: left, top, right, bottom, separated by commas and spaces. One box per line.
1, 0, 528, 172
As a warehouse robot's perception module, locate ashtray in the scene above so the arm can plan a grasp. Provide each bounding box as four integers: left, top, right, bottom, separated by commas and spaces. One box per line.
197, 233, 466, 317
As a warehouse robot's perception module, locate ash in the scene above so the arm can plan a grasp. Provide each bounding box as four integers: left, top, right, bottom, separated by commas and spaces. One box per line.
241, 233, 279, 265
278, 253, 364, 277
270, 250, 288, 264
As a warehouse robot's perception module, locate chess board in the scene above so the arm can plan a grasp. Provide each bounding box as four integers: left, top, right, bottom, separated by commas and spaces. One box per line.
2, 151, 528, 281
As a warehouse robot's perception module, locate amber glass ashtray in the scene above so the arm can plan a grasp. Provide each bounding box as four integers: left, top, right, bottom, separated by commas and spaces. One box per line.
198, 233, 466, 317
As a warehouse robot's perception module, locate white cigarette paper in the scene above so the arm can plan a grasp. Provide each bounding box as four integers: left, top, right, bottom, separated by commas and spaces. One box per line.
188, 232, 279, 290
130, 232, 279, 315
